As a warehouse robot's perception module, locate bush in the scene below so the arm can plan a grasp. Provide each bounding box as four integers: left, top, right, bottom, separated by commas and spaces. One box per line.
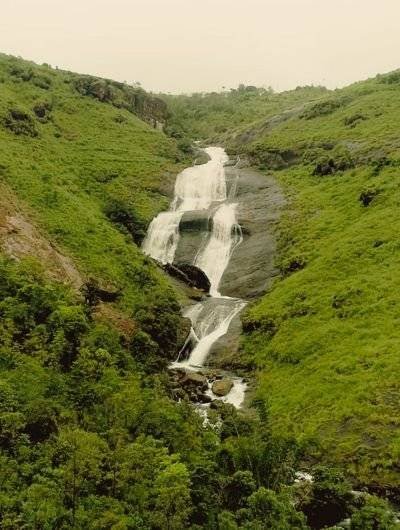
103, 197, 147, 245
359, 187, 380, 207
378, 70, 400, 85
313, 145, 354, 176
32, 74, 52, 90
301, 97, 350, 120
3, 107, 38, 137
33, 100, 52, 122
350, 496, 398, 529
299, 466, 353, 529
344, 113, 367, 128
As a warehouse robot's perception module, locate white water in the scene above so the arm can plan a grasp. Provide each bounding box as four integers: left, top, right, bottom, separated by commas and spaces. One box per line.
195, 203, 243, 296
142, 147, 247, 408
174, 298, 246, 368
142, 147, 229, 264
142, 211, 183, 264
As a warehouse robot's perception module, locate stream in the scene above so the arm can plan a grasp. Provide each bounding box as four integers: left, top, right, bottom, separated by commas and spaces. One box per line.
142, 147, 247, 408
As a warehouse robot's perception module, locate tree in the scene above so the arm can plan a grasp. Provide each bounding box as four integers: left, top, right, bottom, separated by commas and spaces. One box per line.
55, 428, 108, 525
350, 495, 399, 530
152, 462, 191, 530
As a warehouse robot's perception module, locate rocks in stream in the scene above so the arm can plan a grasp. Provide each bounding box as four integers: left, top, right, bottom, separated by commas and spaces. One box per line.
169, 368, 236, 405
212, 378, 234, 397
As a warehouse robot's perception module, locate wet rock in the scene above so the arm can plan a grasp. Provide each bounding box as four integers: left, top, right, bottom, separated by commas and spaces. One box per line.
176, 263, 211, 292
181, 372, 208, 391
163, 263, 211, 293
197, 393, 212, 404
212, 379, 234, 397
179, 211, 212, 232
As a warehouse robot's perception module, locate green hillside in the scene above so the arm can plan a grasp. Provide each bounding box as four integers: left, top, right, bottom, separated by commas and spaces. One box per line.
171, 75, 400, 488
0, 53, 191, 358
2, 52, 400, 528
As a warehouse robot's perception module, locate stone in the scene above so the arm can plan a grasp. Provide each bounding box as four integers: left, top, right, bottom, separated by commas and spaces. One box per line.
212, 379, 234, 397
181, 372, 208, 391
163, 263, 211, 293
197, 393, 212, 404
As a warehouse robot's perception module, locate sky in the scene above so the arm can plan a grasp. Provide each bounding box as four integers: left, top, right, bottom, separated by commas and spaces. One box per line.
1, 0, 400, 94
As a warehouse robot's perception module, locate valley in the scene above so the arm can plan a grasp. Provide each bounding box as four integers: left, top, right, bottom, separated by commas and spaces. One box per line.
1, 52, 400, 528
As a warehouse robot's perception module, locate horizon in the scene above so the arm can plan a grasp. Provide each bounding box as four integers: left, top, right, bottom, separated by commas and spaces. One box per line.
2, 0, 400, 94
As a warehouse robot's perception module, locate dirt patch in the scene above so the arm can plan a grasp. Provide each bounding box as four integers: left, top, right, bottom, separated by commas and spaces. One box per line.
0, 184, 83, 289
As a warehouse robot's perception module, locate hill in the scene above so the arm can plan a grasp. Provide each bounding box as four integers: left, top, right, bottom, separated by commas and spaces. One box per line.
169, 74, 400, 490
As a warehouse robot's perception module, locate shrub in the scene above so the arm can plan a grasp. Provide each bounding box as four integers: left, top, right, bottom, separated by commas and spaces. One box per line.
9, 64, 33, 82
378, 70, 400, 85
103, 197, 147, 245
32, 74, 52, 90
301, 97, 350, 120
350, 495, 398, 529
33, 100, 52, 122
359, 187, 379, 207
344, 113, 367, 128
299, 466, 353, 529
3, 107, 38, 137
313, 145, 354, 176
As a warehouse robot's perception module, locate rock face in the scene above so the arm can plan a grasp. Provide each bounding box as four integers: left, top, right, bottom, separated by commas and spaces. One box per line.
212, 379, 234, 396
174, 210, 212, 264
210, 166, 285, 368
220, 166, 285, 299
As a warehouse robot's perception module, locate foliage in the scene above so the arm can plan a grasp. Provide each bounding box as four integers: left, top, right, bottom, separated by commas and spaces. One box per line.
168, 67, 400, 490
350, 495, 399, 529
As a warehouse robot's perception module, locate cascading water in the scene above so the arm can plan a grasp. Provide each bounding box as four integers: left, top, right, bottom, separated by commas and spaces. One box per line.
195, 203, 243, 296
142, 147, 228, 264
142, 146, 247, 408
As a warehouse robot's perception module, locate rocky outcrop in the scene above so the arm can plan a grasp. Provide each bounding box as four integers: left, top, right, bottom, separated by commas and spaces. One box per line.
220, 166, 285, 299
72, 75, 168, 127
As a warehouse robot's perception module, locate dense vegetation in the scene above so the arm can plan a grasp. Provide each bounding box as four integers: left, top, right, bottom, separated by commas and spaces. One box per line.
2, 52, 400, 527
4, 256, 392, 529
169, 75, 400, 492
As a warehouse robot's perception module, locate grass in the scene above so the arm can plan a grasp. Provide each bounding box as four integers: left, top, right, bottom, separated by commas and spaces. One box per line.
169, 72, 400, 488
0, 53, 187, 316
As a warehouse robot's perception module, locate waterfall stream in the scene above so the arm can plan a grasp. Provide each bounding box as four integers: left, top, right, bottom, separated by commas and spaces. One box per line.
142, 147, 247, 408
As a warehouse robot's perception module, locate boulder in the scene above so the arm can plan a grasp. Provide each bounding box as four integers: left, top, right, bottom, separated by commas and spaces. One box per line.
212, 379, 234, 397
181, 371, 208, 391
177, 263, 211, 292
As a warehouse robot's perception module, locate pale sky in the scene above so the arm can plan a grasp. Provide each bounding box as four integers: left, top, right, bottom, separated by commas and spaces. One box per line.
1, 0, 400, 94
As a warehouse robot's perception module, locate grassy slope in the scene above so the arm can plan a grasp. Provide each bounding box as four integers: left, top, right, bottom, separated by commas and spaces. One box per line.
0, 53, 186, 316
163, 85, 328, 141
171, 75, 400, 487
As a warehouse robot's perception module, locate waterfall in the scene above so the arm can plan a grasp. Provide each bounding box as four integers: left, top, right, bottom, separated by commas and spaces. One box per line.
195, 203, 243, 296
142, 211, 183, 264
142, 146, 247, 408
142, 147, 229, 263
174, 298, 247, 368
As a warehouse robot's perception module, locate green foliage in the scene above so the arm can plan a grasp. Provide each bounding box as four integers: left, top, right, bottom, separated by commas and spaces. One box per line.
350, 496, 399, 529
169, 67, 400, 489
298, 467, 353, 529
0, 257, 307, 528
3, 106, 38, 136
300, 97, 350, 120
